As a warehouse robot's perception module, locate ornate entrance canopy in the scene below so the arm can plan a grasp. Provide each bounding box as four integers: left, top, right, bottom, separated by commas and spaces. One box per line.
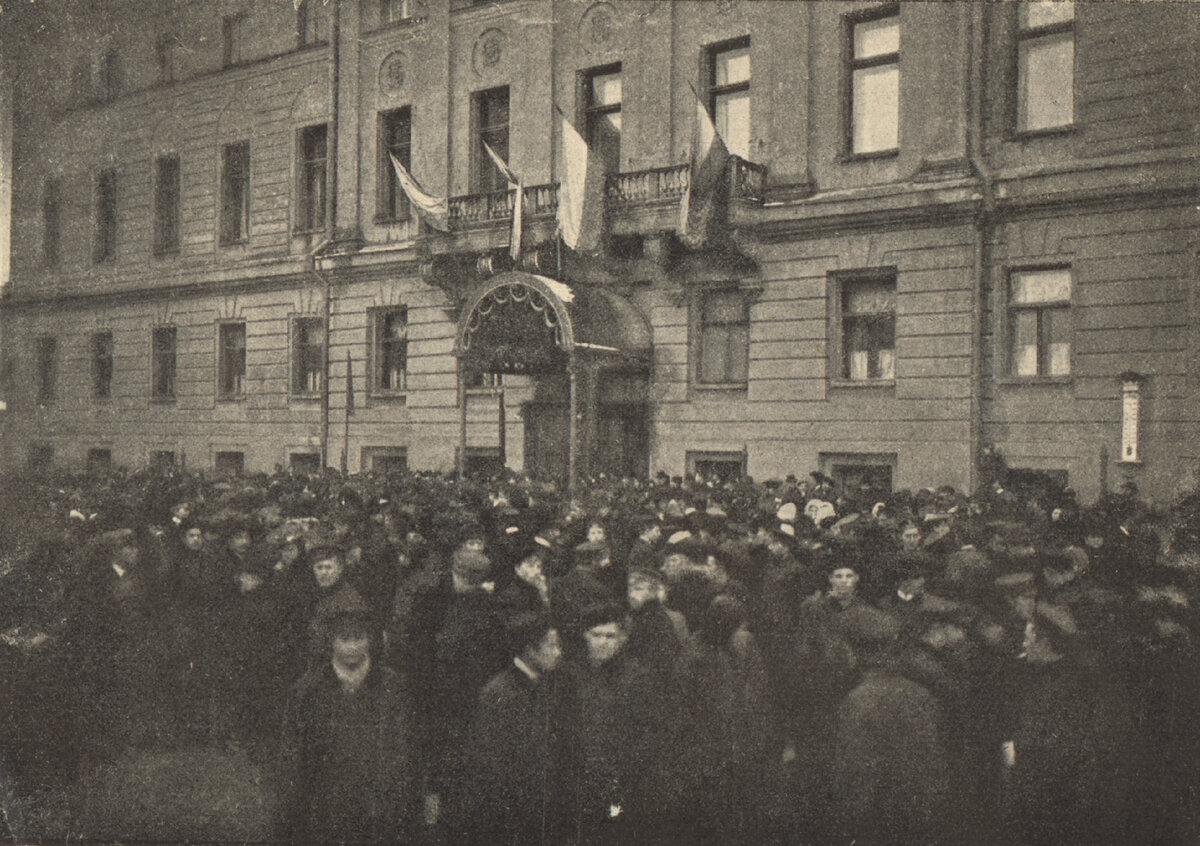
452, 271, 652, 490
453, 271, 652, 373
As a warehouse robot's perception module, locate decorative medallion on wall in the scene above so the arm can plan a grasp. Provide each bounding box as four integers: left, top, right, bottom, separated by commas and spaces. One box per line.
379, 51, 407, 93
715, 0, 737, 14
472, 28, 506, 76
579, 2, 618, 54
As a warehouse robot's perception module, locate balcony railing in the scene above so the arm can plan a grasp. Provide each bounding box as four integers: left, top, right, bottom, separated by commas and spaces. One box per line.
444, 157, 766, 229
606, 164, 690, 206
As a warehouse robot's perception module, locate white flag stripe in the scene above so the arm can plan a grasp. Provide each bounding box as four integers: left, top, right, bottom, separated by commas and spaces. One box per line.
558, 115, 588, 250
482, 140, 521, 187
388, 152, 449, 232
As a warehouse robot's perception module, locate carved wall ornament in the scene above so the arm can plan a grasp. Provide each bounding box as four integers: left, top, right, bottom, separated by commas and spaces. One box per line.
472, 28, 506, 76
579, 2, 618, 54
379, 51, 407, 93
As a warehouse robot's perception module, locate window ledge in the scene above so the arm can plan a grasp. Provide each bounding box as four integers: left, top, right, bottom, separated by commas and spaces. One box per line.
373, 16, 426, 31
289, 392, 322, 401
152, 248, 181, 259
1117, 459, 1144, 467
216, 394, 247, 403
373, 213, 413, 226
150, 396, 177, 405
369, 391, 408, 403
997, 375, 1072, 387
1012, 125, 1075, 142
219, 240, 249, 250
693, 382, 748, 393
840, 148, 900, 164
829, 378, 896, 390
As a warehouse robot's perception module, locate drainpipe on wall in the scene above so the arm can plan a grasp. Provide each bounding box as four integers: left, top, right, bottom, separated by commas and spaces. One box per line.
966, 3, 994, 495
319, 0, 341, 472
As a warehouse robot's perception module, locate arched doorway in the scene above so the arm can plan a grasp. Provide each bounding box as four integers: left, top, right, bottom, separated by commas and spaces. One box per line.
454, 272, 652, 489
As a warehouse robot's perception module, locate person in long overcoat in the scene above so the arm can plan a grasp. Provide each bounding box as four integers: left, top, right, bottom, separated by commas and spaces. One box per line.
456, 612, 569, 846
276, 606, 422, 844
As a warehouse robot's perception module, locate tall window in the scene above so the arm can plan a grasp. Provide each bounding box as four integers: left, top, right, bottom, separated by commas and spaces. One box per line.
370, 307, 408, 392
838, 274, 896, 381
848, 9, 900, 155
218, 322, 247, 398
153, 155, 181, 255
297, 124, 328, 233
220, 141, 251, 245
91, 331, 114, 399
93, 169, 117, 264
215, 451, 244, 476
297, 0, 325, 46
98, 49, 122, 101
377, 108, 411, 222
709, 40, 750, 160
222, 15, 243, 68
155, 35, 177, 84
381, 0, 414, 25
1008, 268, 1071, 377
42, 179, 60, 267
151, 326, 177, 399
1017, 1, 1074, 133
697, 290, 749, 386
35, 336, 56, 404
292, 317, 324, 395
584, 65, 621, 176
473, 86, 510, 193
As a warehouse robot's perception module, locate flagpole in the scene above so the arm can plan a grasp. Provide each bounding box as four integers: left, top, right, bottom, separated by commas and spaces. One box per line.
341, 349, 352, 474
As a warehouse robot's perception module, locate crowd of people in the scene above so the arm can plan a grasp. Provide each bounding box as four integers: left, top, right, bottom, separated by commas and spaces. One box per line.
1, 456, 1198, 845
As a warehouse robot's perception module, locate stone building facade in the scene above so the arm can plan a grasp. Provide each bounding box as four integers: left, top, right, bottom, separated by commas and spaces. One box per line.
1, 0, 1197, 501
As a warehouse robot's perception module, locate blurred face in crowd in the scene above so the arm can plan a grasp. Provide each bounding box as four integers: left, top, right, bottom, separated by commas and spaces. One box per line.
516, 553, 544, 587
584, 622, 626, 665
829, 567, 859, 599
900, 525, 922, 552
183, 527, 205, 551
331, 632, 371, 671
313, 555, 344, 589
462, 537, 486, 555
627, 573, 664, 611
586, 522, 607, 544
525, 628, 562, 674
228, 529, 252, 556
640, 524, 662, 544
278, 541, 301, 567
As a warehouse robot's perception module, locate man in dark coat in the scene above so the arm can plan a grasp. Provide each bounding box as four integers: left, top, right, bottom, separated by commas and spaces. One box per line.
457, 611, 568, 846
276, 604, 422, 844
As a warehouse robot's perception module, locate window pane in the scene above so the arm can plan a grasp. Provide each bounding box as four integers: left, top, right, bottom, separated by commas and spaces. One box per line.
714, 46, 750, 86
699, 326, 729, 383
878, 348, 895, 381
1011, 268, 1071, 304
1046, 307, 1071, 375
854, 16, 899, 59
703, 290, 745, 325
1010, 310, 1039, 376
844, 280, 896, 314
715, 89, 751, 159
1022, 1, 1074, 30
853, 64, 899, 153
1018, 33, 1073, 131
590, 72, 622, 107
729, 324, 749, 382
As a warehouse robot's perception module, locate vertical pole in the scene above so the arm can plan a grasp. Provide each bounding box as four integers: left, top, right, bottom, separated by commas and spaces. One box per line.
497, 382, 507, 469
458, 358, 468, 481
567, 359, 578, 494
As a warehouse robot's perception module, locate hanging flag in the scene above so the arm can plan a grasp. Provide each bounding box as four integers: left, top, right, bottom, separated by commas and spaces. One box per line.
679, 87, 731, 250
483, 141, 523, 263
345, 349, 355, 416
557, 113, 604, 253
389, 151, 450, 232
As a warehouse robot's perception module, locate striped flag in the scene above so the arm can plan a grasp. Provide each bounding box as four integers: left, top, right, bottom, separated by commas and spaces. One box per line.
389, 151, 449, 232
483, 141, 523, 262
557, 112, 604, 253
679, 87, 731, 250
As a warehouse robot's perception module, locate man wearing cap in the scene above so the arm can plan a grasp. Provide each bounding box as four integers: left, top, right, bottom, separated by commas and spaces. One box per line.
456, 612, 568, 845
276, 604, 421, 844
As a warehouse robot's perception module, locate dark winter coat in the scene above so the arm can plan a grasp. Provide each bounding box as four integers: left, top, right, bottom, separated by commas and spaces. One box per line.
276, 661, 421, 844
